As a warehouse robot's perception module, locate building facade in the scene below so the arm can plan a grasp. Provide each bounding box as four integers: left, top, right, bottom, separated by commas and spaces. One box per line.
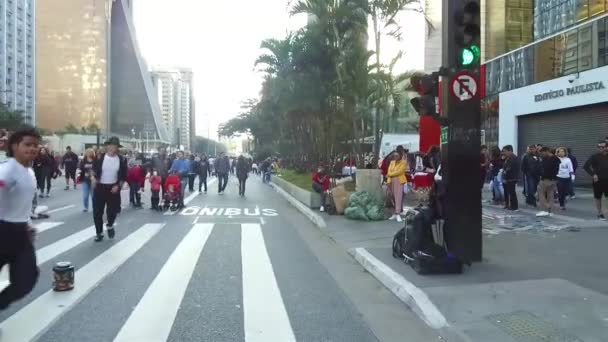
151, 67, 194, 151
483, 0, 608, 185
423, 0, 442, 73
35, 0, 168, 142
0, 0, 35, 123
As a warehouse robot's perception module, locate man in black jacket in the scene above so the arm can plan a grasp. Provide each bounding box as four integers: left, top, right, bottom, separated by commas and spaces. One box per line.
536, 147, 560, 217
521, 144, 542, 207
584, 140, 608, 220
501, 145, 520, 211
62, 146, 79, 190
91, 137, 127, 242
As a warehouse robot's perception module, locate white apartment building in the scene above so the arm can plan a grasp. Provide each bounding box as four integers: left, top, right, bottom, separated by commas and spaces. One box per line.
150, 67, 194, 151
0, 0, 35, 123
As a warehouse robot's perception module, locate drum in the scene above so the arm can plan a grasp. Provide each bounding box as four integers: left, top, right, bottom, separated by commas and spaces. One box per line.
53, 261, 75, 291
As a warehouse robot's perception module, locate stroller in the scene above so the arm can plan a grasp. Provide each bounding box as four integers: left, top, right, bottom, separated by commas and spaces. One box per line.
163, 173, 181, 212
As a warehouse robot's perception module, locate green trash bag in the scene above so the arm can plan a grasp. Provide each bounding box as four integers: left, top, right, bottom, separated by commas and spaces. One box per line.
348, 191, 374, 208
366, 205, 385, 221
344, 206, 369, 221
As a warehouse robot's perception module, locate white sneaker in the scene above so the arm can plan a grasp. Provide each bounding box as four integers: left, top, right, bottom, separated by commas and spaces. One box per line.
396, 215, 403, 223
536, 211, 550, 217
388, 215, 397, 221
320, 206, 325, 212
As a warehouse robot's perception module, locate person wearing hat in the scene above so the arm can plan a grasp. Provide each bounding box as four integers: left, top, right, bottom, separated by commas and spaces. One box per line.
90, 137, 127, 242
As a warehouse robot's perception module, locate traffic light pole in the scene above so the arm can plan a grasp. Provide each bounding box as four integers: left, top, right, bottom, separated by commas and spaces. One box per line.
440, 0, 482, 263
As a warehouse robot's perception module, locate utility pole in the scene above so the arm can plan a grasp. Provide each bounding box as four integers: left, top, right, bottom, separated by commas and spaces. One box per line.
441, 0, 482, 263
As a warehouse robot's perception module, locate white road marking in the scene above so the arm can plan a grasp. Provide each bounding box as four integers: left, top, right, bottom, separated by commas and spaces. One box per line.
34, 221, 64, 233
0, 223, 165, 341
113, 223, 214, 342
241, 223, 296, 342
0, 226, 95, 289
192, 216, 199, 224
46, 204, 76, 214
259, 217, 266, 225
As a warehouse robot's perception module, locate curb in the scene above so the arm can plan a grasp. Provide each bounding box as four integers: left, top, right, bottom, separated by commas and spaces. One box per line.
270, 182, 327, 229
349, 247, 449, 330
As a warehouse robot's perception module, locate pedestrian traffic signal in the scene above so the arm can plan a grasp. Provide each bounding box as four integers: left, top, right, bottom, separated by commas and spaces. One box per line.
409, 73, 438, 117
453, 0, 480, 68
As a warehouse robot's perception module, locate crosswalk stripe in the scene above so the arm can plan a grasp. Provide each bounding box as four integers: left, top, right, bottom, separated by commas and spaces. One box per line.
46, 204, 76, 214
114, 223, 214, 342
0, 223, 165, 342
241, 223, 296, 342
0, 226, 95, 290
35, 221, 64, 233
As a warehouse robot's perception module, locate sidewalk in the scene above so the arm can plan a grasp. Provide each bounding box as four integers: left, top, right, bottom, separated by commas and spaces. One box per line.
279, 184, 608, 341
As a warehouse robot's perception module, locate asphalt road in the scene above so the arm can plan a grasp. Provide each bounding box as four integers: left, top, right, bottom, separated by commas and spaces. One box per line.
0, 175, 437, 342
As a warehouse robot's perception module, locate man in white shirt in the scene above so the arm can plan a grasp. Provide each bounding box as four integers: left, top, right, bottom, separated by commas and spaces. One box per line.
91, 137, 127, 242
0, 127, 41, 311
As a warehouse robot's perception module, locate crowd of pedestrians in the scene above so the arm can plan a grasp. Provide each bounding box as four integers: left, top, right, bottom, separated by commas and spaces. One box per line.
486, 138, 608, 220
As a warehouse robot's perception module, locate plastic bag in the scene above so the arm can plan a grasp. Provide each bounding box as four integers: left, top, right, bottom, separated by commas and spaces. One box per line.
345, 207, 369, 221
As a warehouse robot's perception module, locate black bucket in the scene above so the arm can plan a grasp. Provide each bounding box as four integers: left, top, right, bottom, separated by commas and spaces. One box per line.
53, 261, 75, 291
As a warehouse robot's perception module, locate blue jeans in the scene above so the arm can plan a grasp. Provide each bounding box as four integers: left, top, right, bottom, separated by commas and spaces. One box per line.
82, 182, 93, 210
492, 176, 503, 202
525, 175, 539, 206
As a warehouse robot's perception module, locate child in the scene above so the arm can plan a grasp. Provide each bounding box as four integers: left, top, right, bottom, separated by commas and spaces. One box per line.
149, 169, 162, 211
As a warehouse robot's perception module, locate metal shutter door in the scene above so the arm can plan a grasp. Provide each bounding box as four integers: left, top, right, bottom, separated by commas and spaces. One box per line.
517, 104, 608, 186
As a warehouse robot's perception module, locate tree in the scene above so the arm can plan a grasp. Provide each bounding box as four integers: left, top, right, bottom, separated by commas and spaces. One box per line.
62, 124, 79, 134
193, 136, 226, 155
0, 103, 25, 130
369, 0, 431, 154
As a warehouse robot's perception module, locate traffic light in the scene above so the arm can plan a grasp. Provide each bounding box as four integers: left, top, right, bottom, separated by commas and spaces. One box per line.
453, 0, 480, 68
409, 73, 438, 116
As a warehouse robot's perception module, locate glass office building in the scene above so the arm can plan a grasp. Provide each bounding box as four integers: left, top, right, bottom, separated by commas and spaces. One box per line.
36, 0, 168, 141
483, 1, 608, 184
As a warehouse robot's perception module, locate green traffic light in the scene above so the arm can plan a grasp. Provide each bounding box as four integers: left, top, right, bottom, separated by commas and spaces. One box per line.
460, 45, 480, 66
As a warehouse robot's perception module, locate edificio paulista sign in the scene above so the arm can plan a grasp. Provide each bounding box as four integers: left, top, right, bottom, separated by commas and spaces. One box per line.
534, 81, 605, 102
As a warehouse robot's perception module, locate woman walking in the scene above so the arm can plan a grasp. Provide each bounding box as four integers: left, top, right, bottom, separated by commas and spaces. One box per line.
556, 147, 574, 210
236, 155, 250, 197
33, 147, 55, 198
79, 148, 96, 212
387, 151, 408, 223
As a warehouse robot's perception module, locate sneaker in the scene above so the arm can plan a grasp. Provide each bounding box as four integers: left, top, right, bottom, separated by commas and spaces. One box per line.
560, 207, 566, 211
388, 215, 397, 221
83, 209, 88, 212
107, 226, 115, 239
64, 186, 69, 190
599, 214, 607, 221
94, 234, 104, 242
570, 195, 576, 200
396, 215, 403, 223
320, 206, 325, 212
536, 211, 550, 217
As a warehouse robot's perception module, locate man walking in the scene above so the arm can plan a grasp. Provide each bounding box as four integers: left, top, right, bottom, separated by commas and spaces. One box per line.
214, 152, 230, 194
536, 147, 560, 217
584, 140, 608, 220
91, 137, 127, 242
62, 146, 79, 190
0, 128, 41, 313
169, 151, 190, 208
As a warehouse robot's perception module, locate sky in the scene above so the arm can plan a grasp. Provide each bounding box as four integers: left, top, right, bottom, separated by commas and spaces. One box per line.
133, 0, 424, 141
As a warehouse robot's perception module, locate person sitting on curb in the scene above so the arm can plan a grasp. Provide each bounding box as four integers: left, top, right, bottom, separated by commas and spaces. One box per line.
312, 166, 330, 212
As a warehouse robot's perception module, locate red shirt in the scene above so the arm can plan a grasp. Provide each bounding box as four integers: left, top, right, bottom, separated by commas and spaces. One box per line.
127, 166, 145, 187
149, 175, 162, 192
312, 172, 330, 191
